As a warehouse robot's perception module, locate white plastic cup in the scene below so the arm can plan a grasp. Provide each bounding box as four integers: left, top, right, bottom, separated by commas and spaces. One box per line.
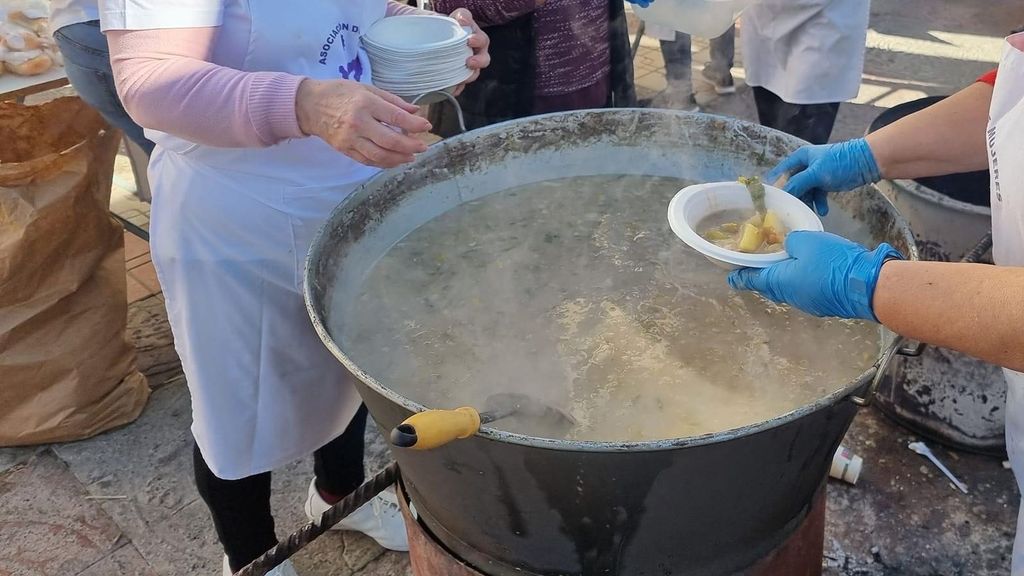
633, 0, 754, 38
830, 445, 864, 485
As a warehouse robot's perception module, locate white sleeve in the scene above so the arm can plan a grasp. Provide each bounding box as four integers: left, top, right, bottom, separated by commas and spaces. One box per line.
99, 0, 224, 31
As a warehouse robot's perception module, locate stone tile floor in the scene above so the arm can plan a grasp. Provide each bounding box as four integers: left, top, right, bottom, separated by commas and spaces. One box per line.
0, 292, 401, 575
124, 232, 160, 304
3, 0, 1022, 574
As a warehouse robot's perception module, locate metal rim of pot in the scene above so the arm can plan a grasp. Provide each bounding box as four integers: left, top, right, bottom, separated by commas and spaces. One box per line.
303, 108, 921, 454
864, 120, 990, 219
877, 178, 990, 218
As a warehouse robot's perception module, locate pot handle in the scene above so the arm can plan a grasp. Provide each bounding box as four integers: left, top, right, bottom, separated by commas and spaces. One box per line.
896, 340, 925, 357
390, 407, 482, 450
411, 91, 467, 134
850, 337, 931, 406
850, 337, 903, 407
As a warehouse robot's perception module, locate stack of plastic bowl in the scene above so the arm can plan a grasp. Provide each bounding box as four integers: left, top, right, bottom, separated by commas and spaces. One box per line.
362, 15, 473, 101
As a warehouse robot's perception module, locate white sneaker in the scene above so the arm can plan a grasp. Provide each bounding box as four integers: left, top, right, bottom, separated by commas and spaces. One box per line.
222, 555, 299, 576
701, 66, 737, 95
658, 80, 700, 112
303, 478, 409, 552
657, 92, 700, 112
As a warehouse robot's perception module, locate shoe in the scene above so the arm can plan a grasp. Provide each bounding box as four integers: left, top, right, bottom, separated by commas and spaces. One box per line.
694, 89, 720, 108
222, 555, 299, 576
648, 90, 699, 112
303, 478, 410, 552
701, 65, 736, 95
638, 85, 696, 111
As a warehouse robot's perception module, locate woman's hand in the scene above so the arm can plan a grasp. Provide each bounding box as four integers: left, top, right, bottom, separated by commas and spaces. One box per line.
295, 78, 432, 168
448, 8, 490, 96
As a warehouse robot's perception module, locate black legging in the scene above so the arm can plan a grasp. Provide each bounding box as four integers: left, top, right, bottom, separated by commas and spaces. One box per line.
752, 86, 841, 145
194, 405, 369, 572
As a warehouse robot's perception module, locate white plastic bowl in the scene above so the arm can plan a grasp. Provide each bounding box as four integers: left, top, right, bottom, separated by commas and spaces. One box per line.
363, 15, 469, 51
373, 67, 472, 97
667, 181, 824, 270
633, 0, 753, 38
363, 15, 473, 99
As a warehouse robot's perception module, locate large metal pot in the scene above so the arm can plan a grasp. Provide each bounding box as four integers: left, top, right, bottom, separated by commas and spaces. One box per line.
305, 110, 917, 576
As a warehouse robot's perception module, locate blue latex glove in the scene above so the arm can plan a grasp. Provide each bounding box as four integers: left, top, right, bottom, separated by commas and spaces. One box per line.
624, 0, 654, 6
765, 138, 882, 217
727, 231, 903, 321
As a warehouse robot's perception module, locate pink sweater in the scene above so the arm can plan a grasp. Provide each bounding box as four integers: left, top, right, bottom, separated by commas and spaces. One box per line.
107, 1, 423, 148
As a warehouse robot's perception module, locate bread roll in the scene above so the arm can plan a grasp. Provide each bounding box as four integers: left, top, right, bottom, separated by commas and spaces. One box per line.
5, 53, 52, 76
43, 46, 62, 66
2, 29, 45, 51
8, 5, 49, 20
3, 48, 41, 64
7, 12, 48, 35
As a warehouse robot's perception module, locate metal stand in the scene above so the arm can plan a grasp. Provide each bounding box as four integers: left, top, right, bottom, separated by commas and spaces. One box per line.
116, 137, 152, 241
234, 463, 399, 576
631, 20, 646, 61
124, 138, 152, 203
399, 474, 829, 576
112, 212, 149, 242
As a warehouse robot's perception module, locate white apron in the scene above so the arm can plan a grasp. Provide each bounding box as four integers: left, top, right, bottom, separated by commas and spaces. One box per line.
988, 32, 1024, 573
740, 0, 869, 104
145, 1, 385, 479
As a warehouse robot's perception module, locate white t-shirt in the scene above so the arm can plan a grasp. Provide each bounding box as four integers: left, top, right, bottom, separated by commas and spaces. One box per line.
49, 0, 101, 33
98, 0, 224, 31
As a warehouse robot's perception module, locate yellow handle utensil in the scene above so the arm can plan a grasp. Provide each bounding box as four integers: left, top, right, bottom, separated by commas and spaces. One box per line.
390, 407, 483, 450
390, 393, 576, 451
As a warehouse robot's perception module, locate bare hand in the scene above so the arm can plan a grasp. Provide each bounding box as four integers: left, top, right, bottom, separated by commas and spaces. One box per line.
448, 8, 490, 96
295, 78, 432, 168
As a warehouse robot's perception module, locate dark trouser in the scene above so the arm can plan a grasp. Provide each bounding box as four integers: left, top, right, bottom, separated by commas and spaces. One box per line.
659, 25, 735, 86
194, 405, 369, 572
752, 86, 841, 145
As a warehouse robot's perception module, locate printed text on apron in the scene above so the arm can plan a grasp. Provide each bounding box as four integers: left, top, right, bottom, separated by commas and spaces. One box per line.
987, 32, 1024, 574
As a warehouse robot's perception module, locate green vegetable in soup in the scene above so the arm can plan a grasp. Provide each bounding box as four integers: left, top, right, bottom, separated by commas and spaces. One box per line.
738, 175, 766, 216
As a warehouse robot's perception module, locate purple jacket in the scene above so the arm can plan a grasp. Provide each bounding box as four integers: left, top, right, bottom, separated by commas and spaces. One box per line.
433, 0, 610, 96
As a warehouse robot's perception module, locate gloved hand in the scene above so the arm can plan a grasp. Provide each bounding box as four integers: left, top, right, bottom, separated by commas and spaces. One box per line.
623, 0, 654, 6
727, 231, 902, 321
765, 138, 882, 217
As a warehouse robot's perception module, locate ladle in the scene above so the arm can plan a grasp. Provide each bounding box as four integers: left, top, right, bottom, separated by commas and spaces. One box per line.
389, 393, 575, 450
